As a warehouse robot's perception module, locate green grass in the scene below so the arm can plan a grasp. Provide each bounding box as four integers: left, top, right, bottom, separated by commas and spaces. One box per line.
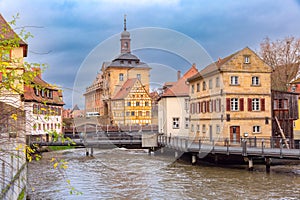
48, 146, 74, 151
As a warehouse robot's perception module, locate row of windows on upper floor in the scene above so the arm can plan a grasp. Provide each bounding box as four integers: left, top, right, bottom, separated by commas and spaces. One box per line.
189, 97, 266, 113
114, 111, 151, 117
33, 104, 62, 116
172, 116, 261, 134
34, 87, 53, 99
119, 73, 141, 81
191, 76, 261, 94
33, 123, 61, 131
126, 101, 150, 107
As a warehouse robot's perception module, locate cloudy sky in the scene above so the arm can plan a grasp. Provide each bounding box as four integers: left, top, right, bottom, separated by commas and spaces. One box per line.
1, 0, 300, 108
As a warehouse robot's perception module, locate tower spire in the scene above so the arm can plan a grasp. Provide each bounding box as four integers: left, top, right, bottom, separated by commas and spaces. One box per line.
124, 14, 127, 31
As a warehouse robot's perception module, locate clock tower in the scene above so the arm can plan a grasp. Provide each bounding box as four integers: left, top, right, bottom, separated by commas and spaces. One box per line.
120, 15, 131, 53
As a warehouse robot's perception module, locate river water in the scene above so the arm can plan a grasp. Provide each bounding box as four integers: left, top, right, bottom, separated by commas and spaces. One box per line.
27, 148, 300, 200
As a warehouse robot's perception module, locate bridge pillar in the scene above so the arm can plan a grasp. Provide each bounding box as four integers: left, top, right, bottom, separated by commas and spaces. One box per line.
85, 148, 89, 156
191, 155, 197, 165
90, 148, 94, 157
248, 158, 254, 171
265, 157, 271, 173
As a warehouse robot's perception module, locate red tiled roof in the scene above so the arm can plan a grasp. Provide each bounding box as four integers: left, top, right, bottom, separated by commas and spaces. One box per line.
188, 52, 238, 82
23, 76, 64, 105
162, 64, 198, 97
0, 14, 28, 56
112, 78, 138, 100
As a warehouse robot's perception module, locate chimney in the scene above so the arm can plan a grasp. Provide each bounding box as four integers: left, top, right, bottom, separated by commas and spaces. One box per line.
218, 58, 222, 63
32, 67, 42, 79
177, 70, 181, 80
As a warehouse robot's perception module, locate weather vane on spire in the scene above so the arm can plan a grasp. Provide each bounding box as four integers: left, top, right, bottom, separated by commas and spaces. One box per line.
124, 14, 127, 31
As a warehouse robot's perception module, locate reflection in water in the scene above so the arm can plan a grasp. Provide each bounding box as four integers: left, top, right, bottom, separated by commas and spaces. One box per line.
28, 148, 300, 200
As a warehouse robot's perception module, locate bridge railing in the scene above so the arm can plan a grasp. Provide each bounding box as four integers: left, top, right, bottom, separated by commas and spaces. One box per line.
157, 135, 298, 151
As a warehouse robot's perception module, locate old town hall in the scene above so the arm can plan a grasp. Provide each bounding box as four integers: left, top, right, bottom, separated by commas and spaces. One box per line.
84, 17, 152, 125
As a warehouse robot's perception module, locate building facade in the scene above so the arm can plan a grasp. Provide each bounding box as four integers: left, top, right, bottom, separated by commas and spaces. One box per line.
0, 14, 28, 200
188, 47, 273, 143
158, 64, 198, 137
23, 70, 64, 141
111, 78, 152, 125
84, 17, 151, 125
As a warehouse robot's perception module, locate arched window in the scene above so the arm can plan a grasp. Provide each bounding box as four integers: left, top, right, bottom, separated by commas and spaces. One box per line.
119, 73, 124, 81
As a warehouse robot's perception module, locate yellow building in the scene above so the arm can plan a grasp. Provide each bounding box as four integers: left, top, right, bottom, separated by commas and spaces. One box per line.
111, 78, 151, 125
187, 47, 273, 143
289, 78, 300, 144
84, 17, 151, 125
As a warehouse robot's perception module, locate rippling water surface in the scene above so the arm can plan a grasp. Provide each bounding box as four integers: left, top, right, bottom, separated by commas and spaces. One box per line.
27, 148, 300, 200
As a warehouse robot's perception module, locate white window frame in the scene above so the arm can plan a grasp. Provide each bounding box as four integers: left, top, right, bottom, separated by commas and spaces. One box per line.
252, 98, 260, 111
230, 76, 239, 85
231, 98, 239, 111
244, 55, 250, 64
172, 118, 180, 129
253, 126, 261, 133
252, 76, 260, 86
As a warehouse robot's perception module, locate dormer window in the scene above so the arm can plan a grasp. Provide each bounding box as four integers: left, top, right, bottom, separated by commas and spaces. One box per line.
34, 87, 39, 96
49, 90, 53, 98
244, 55, 250, 64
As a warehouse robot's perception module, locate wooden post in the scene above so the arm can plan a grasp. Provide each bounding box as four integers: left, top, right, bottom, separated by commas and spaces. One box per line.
275, 116, 289, 149
265, 157, 271, 173
226, 138, 229, 155
261, 139, 265, 157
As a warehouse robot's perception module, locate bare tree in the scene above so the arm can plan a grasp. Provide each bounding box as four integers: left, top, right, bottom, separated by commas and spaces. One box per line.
260, 36, 300, 91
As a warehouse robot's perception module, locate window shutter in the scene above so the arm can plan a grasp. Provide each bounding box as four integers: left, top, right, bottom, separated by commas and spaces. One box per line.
206, 100, 210, 112
226, 98, 230, 111
0, 72, 2, 82
190, 104, 192, 114
239, 98, 244, 111
248, 98, 252, 111
200, 102, 202, 113
261, 98, 265, 111
219, 98, 222, 112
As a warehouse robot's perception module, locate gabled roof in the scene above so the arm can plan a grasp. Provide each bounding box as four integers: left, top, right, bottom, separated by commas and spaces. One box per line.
162, 64, 198, 97
71, 104, 80, 112
0, 14, 28, 57
112, 78, 138, 100
188, 47, 271, 82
